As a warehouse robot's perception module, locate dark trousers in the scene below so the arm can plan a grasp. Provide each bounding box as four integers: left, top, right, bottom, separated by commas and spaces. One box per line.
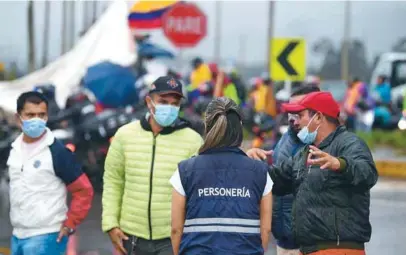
123, 236, 173, 255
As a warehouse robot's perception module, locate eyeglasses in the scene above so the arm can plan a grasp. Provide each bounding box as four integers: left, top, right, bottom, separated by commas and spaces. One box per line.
288, 113, 299, 120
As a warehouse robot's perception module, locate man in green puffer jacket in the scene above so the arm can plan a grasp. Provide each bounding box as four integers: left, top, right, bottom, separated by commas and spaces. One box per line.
102, 76, 203, 255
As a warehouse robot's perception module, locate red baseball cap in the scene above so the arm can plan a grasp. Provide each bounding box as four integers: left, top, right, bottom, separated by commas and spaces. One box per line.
282, 91, 340, 118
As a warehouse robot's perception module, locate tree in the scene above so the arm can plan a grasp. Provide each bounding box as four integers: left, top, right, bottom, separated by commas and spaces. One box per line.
312, 37, 340, 79
313, 37, 370, 81
391, 37, 406, 52
346, 39, 369, 81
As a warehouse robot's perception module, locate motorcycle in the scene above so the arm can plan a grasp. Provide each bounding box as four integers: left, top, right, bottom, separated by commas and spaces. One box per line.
0, 113, 19, 216
40, 85, 147, 190
241, 104, 276, 149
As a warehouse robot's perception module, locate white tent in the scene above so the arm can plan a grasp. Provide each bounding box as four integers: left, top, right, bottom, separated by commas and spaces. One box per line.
0, 0, 136, 112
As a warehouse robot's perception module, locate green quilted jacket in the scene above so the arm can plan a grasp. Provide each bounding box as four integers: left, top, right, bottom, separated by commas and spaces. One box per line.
102, 115, 203, 240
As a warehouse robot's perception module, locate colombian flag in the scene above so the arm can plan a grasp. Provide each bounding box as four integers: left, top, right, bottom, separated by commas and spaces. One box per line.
128, 0, 179, 30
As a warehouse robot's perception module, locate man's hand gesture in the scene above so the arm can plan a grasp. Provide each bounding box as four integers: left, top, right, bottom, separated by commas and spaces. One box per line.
108, 227, 129, 254
246, 148, 273, 161
308, 145, 341, 171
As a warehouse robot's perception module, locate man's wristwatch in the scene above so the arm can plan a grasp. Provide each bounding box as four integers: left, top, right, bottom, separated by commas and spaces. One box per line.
63, 226, 75, 235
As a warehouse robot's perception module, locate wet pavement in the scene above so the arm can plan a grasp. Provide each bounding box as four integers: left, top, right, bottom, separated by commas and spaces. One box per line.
0, 178, 405, 255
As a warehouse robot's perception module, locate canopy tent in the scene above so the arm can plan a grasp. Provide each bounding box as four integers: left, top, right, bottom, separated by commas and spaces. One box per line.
0, 0, 136, 113
128, 0, 179, 30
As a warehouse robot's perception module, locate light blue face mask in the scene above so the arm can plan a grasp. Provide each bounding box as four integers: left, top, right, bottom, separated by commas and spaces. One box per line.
297, 114, 320, 144
21, 117, 47, 138
151, 101, 180, 127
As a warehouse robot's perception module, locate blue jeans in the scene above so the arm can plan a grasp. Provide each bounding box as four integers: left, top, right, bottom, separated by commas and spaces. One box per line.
11, 232, 68, 255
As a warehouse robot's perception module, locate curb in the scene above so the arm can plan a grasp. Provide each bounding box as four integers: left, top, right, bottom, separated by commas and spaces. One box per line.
375, 161, 406, 179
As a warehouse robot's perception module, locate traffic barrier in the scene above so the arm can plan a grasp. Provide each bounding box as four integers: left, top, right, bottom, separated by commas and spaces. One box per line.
375, 160, 406, 179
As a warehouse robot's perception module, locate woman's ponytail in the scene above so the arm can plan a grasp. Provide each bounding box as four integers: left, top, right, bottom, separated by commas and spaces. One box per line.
198, 97, 243, 154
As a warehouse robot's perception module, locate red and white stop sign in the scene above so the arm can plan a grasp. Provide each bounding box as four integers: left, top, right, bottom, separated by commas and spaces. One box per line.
162, 2, 207, 48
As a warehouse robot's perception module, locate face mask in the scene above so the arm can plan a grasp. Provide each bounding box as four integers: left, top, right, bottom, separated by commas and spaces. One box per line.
151, 101, 180, 127
21, 117, 47, 138
297, 114, 320, 144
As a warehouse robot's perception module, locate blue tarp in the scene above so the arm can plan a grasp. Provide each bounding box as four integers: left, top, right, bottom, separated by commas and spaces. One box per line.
83, 61, 138, 108
82, 42, 174, 108
138, 42, 175, 59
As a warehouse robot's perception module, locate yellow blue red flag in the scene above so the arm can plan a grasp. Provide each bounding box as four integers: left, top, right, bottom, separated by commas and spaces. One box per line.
128, 0, 179, 29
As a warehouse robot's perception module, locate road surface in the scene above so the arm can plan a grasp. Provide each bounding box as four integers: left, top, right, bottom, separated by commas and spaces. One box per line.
0, 178, 405, 255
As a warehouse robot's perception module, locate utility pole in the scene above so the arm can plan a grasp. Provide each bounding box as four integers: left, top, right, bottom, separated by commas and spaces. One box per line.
69, 0, 76, 48
267, 1, 275, 76
41, 0, 50, 67
83, 1, 88, 31
61, 0, 68, 54
213, 1, 222, 63
27, 0, 35, 72
341, 0, 351, 83
92, 0, 98, 24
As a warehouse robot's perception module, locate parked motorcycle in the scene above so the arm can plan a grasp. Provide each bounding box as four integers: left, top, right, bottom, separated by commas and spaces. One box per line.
36, 85, 146, 190
0, 113, 19, 216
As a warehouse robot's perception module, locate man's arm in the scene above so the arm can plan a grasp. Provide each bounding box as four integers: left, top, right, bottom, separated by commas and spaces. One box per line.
102, 132, 126, 232
338, 137, 378, 190
171, 189, 186, 254
246, 147, 294, 196
51, 141, 94, 230
269, 157, 294, 196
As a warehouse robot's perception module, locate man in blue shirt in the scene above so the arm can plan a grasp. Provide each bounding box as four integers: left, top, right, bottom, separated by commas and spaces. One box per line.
264, 85, 320, 255
373, 75, 392, 127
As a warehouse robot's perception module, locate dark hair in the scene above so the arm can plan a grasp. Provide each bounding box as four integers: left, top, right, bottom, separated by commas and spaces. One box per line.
352, 77, 360, 83
17, 91, 48, 114
191, 57, 203, 68
308, 109, 340, 126
199, 97, 243, 154
378, 75, 387, 82
290, 85, 320, 97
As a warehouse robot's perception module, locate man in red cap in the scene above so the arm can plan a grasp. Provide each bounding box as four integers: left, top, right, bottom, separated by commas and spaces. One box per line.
247, 91, 378, 255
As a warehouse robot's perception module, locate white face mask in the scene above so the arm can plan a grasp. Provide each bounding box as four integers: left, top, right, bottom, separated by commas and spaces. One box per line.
297, 114, 320, 144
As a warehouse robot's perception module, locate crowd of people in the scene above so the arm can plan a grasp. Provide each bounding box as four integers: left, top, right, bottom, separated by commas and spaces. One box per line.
342, 75, 406, 132
3, 72, 379, 255
341, 75, 397, 132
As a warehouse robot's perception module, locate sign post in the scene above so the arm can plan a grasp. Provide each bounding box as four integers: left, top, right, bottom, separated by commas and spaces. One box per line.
270, 38, 306, 81
162, 2, 207, 48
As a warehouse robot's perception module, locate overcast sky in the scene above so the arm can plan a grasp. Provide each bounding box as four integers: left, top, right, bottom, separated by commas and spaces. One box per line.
163, 1, 406, 66
0, 1, 405, 72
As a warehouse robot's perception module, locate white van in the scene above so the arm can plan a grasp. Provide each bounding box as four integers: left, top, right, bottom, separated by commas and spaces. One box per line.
370, 52, 406, 109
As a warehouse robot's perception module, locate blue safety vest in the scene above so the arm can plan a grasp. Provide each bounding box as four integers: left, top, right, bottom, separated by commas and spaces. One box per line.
178, 147, 268, 255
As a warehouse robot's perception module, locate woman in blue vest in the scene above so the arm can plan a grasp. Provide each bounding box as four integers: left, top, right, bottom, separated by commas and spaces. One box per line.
170, 97, 273, 255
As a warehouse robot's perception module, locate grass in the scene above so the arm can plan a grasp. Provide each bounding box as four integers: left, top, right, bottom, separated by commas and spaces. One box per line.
356, 129, 406, 154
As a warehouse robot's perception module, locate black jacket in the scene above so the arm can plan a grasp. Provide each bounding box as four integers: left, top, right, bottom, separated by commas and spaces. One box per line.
270, 126, 378, 250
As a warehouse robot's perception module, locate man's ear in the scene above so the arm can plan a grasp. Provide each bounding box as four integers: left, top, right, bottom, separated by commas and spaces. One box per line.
317, 113, 324, 122
145, 96, 153, 112
15, 113, 22, 128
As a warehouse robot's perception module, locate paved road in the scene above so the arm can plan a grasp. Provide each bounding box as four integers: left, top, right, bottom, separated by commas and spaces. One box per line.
1, 178, 405, 255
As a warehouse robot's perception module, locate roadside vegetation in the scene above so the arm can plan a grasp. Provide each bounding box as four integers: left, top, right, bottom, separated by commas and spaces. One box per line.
357, 130, 406, 154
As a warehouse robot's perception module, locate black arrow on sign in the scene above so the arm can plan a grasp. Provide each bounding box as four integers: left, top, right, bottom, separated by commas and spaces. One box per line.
277, 41, 299, 75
